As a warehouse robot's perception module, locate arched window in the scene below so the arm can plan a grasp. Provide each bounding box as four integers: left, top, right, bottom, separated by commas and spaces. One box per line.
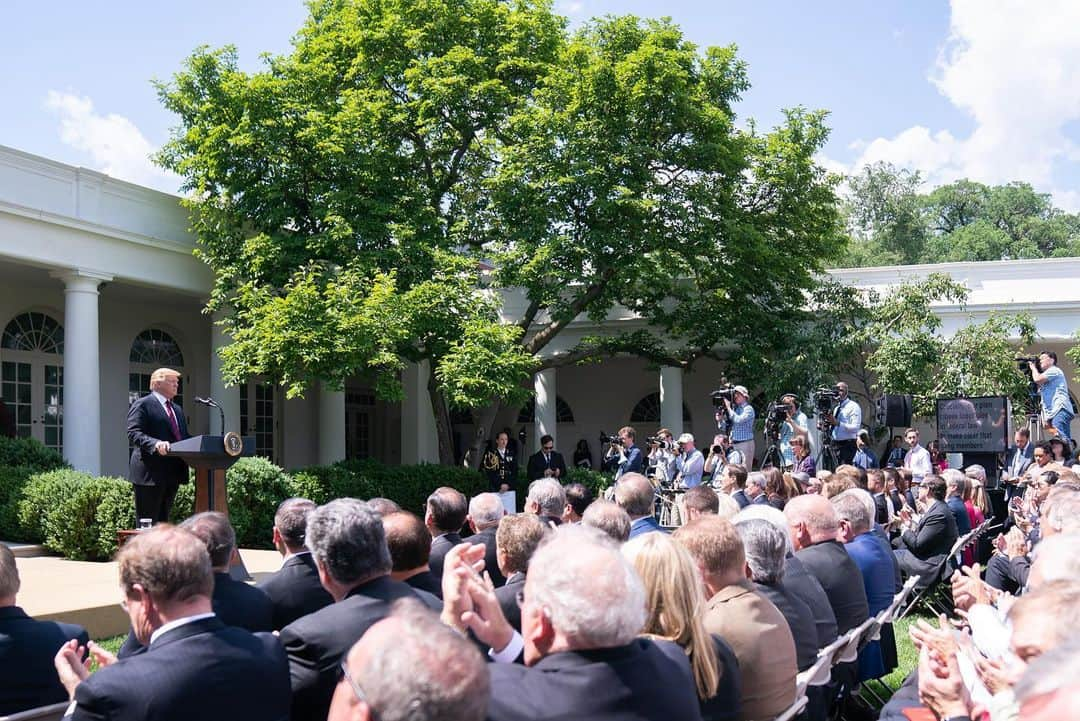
2, 311, 64, 354
128, 329, 185, 408
517, 396, 576, 424
1, 312, 64, 451
629, 392, 691, 424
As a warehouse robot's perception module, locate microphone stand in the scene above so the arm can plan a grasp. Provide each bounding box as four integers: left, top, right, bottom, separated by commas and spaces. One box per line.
196, 397, 226, 434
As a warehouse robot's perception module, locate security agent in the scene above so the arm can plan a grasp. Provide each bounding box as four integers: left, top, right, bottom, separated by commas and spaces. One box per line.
823, 382, 861, 466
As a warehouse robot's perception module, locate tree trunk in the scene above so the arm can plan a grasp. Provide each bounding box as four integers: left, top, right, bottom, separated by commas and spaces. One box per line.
467, 401, 504, 470
426, 372, 457, 465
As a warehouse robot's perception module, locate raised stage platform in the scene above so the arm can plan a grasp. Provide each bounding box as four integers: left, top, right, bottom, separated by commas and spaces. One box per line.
9, 546, 284, 638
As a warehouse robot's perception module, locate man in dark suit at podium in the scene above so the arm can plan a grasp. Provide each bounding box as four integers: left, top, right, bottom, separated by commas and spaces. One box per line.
260, 498, 334, 630
127, 368, 190, 524
526, 435, 567, 482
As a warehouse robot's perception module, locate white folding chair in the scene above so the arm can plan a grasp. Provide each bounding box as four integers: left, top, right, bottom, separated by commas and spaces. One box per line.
838, 616, 875, 664
0, 702, 71, 721
772, 693, 809, 721
797, 633, 848, 696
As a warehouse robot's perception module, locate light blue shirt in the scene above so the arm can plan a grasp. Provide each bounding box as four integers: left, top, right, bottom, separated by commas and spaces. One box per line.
728, 402, 756, 443
676, 449, 705, 487
1040, 365, 1074, 417
832, 398, 862, 441
780, 411, 809, 465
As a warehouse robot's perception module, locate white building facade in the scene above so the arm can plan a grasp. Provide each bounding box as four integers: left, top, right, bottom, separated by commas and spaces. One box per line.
2, 143, 1078, 476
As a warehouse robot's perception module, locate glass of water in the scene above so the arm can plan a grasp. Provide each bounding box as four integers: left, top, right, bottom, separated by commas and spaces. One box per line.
138, 518, 153, 531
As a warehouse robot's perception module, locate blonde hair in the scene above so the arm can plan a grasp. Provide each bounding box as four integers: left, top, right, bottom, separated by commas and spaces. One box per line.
149, 367, 181, 390
623, 533, 721, 701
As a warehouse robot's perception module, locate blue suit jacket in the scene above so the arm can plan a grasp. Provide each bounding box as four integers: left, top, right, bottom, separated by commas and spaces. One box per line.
947, 496, 972, 535
628, 515, 665, 539
846, 533, 899, 680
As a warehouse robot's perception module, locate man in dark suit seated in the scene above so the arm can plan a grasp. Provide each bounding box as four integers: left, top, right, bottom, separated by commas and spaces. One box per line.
525, 478, 566, 527
126, 367, 190, 524
425, 486, 467, 581
0, 545, 88, 715
54, 525, 290, 721
717, 463, 751, 509
526, 434, 568, 482
118, 510, 275, 657
492, 514, 549, 632
615, 473, 664, 538
280, 499, 421, 721
892, 475, 959, 587
259, 497, 334, 630
442, 526, 703, 721
466, 492, 507, 587
383, 511, 442, 599
785, 494, 870, 635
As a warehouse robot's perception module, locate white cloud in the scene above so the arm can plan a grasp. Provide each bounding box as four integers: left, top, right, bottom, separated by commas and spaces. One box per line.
557, 0, 585, 16
830, 0, 1080, 208
44, 90, 181, 194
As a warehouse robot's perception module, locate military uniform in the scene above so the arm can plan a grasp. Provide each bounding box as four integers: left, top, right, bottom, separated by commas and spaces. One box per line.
483, 447, 518, 492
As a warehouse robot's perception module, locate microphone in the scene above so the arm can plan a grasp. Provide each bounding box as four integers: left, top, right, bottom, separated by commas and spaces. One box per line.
195, 397, 226, 434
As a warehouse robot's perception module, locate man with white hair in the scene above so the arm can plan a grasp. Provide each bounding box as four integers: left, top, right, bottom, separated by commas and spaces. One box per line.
614, 473, 664, 538
745, 472, 768, 505
736, 504, 838, 651
525, 478, 566, 527
674, 433, 705, 488
1014, 638, 1080, 720
467, 492, 507, 587
445, 525, 702, 721
328, 599, 490, 721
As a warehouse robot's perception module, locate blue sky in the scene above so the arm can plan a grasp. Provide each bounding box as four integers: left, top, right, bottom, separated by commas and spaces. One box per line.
3, 1, 1078, 208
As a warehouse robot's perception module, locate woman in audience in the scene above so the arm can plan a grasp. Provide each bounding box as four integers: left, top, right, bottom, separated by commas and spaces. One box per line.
622, 533, 741, 721
763, 467, 788, 510
957, 477, 984, 567
1049, 436, 1072, 465
929, 439, 948, 473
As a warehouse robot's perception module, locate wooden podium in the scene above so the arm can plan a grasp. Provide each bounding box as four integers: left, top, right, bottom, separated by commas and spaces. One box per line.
168, 433, 254, 578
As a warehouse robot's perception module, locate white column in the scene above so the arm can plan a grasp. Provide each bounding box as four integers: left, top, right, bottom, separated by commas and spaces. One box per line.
533, 368, 557, 449
319, 382, 347, 464
660, 366, 684, 437
401, 360, 439, 464
52, 269, 112, 475
209, 313, 241, 435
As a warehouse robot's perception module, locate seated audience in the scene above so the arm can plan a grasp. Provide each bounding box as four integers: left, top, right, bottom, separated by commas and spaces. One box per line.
562, 482, 593, 524
0, 544, 88, 715
328, 599, 489, 721
942, 470, 972, 535
866, 468, 890, 526
525, 478, 566, 527
762, 467, 787, 509
744, 472, 768, 505
833, 490, 898, 679
735, 504, 838, 652
675, 516, 798, 721
683, 484, 720, 522
466, 492, 507, 587
985, 470, 1060, 593
891, 475, 958, 586
821, 475, 856, 499
119, 510, 274, 657
614, 472, 664, 538
54, 525, 290, 721
447, 525, 704, 721
260, 497, 334, 630
383, 511, 443, 600
582, 499, 632, 543
426, 486, 467, 581
280, 499, 420, 721
493, 514, 549, 632
366, 497, 401, 516
623, 532, 742, 721
1014, 638, 1080, 721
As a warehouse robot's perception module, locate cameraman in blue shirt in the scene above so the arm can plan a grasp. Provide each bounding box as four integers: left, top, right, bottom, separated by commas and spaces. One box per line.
1031, 351, 1075, 442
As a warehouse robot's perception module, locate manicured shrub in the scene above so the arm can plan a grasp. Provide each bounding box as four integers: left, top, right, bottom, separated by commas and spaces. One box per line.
0, 436, 68, 472
17, 470, 132, 560
0, 465, 36, 540
563, 466, 611, 501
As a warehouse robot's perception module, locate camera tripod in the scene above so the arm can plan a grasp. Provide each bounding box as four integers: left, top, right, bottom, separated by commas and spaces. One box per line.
816, 420, 840, 472
760, 435, 785, 470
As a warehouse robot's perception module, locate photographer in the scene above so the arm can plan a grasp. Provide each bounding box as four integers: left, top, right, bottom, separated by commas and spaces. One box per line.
778, 393, 809, 470
822, 382, 861, 465
673, 433, 705, 488
1030, 351, 1075, 442
704, 434, 743, 484
716, 385, 756, 467
603, 426, 642, 480
646, 428, 678, 485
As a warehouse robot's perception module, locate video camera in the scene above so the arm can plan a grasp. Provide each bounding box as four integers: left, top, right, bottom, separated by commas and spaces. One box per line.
764, 402, 789, 441
647, 436, 678, 451
710, 383, 738, 407
599, 431, 623, 447
813, 386, 841, 414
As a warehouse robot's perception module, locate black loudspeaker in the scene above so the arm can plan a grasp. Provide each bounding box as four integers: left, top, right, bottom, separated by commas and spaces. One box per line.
876, 394, 913, 428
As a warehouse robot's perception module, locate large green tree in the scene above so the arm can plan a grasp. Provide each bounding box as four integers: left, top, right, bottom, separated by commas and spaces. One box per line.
157, 0, 845, 463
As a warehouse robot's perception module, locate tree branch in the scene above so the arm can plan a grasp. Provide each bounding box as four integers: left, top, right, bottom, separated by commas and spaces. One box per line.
524, 267, 617, 355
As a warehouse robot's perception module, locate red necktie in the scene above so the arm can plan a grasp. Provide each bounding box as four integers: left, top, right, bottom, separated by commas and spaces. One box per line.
165, 400, 182, 441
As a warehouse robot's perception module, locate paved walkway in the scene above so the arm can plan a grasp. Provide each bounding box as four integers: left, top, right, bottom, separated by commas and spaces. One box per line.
12, 548, 283, 638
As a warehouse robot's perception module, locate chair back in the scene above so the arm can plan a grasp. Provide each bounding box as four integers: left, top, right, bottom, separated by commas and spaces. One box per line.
797, 633, 847, 695
772, 694, 809, 721
0, 702, 71, 721
838, 616, 875, 664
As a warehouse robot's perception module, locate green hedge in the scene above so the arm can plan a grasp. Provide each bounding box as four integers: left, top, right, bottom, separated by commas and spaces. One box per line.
0, 436, 69, 471
17, 470, 133, 560
563, 466, 611, 500
0, 437, 70, 541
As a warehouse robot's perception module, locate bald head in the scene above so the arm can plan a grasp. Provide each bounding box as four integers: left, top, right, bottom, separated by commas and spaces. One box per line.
581, 500, 631, 543
784, 493, 839, 550
614, 473, 655, 519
